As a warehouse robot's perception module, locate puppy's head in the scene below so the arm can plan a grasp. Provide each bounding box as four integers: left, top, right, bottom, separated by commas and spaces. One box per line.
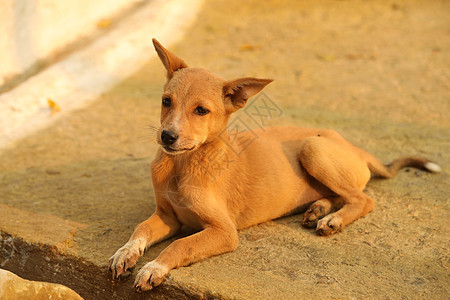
152, 39, 272, 155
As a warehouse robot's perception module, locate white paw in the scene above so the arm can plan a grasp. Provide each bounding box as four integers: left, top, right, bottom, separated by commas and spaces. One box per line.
109, 238, 146, 279
134, 261, 169, 291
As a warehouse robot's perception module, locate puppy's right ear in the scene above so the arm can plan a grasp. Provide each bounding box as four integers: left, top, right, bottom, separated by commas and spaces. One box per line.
152, 38, 188, 79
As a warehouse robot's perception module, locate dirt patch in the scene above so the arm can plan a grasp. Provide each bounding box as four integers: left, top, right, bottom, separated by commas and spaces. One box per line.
0, 0, 449, 299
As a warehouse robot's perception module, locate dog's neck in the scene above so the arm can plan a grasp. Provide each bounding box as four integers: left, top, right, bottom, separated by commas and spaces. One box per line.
158, 133, 237, 181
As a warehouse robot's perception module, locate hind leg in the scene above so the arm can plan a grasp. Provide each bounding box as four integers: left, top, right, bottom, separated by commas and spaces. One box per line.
302, 197, 344, 228
316, 195, 374, 235
299, 135, 373, 235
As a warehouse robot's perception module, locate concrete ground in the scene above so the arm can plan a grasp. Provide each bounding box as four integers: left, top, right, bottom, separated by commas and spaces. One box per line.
1, 0, 449, 299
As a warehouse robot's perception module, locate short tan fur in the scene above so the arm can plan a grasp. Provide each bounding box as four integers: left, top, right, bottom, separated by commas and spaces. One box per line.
109, 39, 440, 291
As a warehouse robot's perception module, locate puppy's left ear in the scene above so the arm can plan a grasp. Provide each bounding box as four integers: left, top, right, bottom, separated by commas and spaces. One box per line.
223, 78, 273, 112
152, 38, 188, 79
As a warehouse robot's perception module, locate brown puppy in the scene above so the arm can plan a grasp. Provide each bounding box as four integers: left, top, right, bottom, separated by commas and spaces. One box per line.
109, 39, 441, 291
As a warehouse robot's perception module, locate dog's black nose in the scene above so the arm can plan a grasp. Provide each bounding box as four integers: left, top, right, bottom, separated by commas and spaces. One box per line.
161, 130, 178, 145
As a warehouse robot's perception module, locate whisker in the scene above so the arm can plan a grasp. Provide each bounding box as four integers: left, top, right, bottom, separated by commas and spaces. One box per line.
139, 122, 160, 144
138, 121, 204, 148
139, 134, 158, 143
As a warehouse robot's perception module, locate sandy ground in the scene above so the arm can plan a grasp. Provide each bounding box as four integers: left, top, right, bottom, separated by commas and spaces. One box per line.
1, 0, 449, 299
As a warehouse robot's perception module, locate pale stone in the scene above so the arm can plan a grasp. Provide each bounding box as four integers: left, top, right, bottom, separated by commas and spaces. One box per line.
0, 269, 83, 300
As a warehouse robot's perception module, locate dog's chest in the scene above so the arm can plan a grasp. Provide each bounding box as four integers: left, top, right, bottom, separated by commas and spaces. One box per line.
165, 176, 203, 230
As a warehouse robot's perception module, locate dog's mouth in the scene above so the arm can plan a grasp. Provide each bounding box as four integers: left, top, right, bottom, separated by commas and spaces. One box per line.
161, 145, 197, 155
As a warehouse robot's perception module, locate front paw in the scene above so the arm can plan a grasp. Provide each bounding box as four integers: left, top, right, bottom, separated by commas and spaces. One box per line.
109, 239, 146, 279
316, 214, 343, 236
134, 261, 169, 291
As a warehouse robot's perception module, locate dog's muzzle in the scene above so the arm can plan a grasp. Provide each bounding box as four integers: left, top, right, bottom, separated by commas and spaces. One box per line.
161, 130, 178, 145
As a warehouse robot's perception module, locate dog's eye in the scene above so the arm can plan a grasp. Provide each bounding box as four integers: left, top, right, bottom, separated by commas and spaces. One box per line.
195, 106, 210, 115
162, 97, 171, 108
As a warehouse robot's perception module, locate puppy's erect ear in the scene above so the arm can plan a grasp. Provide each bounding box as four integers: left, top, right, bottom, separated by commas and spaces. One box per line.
152, 38, 188, 79
223, 78, 273, 112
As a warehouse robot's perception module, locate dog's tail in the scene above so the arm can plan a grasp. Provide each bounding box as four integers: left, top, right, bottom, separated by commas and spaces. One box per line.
366, 154, 441, 178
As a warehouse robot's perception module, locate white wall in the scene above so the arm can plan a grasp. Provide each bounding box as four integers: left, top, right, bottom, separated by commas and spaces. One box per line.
0, 0, 139, 86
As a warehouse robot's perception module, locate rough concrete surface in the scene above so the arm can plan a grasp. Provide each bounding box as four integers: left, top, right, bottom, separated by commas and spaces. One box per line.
0, 0, 449, 299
